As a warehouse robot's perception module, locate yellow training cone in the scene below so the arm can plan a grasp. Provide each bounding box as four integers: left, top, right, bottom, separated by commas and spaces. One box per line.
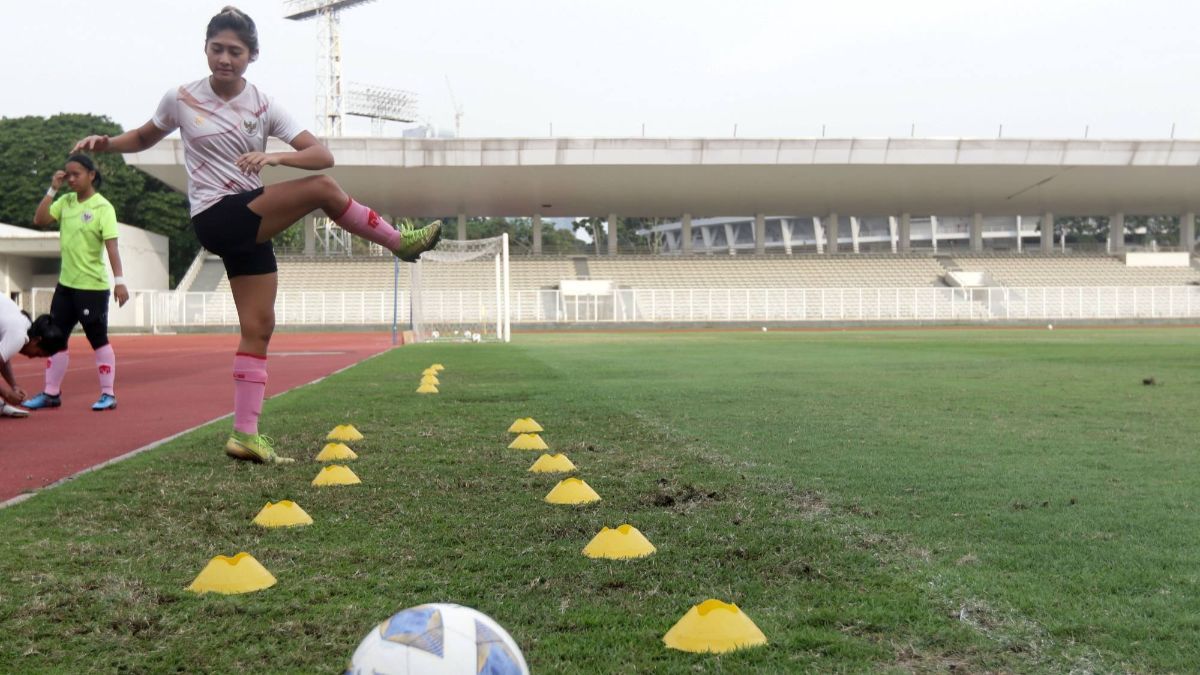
326, 424, 364, 442
431, 363, 445, 372
312, 465, 361, 487
544, 477, 601, 505
416, 383, 439, 394
507, 417, 544, 433
420, 374, 440, 386
315, 443, 358, 462
582, 524, 656, 559
528, 453, 577, 474
187, 552, 276, 594
663, 599, 768, 653
252, 500, 314, 528
422, 367, 438, 376
509, 433, 548, 451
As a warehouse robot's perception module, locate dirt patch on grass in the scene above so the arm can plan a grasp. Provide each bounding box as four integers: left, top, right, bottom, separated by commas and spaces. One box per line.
645, 478, 724, 511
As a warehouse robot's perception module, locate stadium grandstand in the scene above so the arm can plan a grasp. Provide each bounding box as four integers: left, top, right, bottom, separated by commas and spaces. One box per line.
7, 136, 1200, 332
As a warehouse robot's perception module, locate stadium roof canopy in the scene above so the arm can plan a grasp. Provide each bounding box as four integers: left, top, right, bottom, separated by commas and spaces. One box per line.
128, 137, 1200, 218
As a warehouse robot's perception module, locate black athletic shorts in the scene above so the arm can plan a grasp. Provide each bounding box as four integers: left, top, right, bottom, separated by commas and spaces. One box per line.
50, 283, 110, 347
191, 187, 277, 278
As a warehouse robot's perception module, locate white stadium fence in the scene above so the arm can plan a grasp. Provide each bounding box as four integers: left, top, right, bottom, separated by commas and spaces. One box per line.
27, 285, 1200, 332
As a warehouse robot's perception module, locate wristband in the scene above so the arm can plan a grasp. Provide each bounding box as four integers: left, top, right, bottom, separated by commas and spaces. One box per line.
114, 276, 126, 286
46, 187, 57, 198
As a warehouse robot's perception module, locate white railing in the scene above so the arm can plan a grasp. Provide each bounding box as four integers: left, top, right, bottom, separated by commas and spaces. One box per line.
27, 286, 1200, 330
511, 287, 1200, 322
29, 289, 408, 331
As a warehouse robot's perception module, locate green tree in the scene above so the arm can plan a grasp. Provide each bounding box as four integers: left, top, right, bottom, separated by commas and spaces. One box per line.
571, 216, 659, 254
572, 217, 605, 255
1056, 216, 1109, 248
1055, 215, 1182, 250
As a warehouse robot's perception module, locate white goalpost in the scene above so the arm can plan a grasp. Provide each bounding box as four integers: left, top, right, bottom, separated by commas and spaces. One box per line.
410, 233, 511, 343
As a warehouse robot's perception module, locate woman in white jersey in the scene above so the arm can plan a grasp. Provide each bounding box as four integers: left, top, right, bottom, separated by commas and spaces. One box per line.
73, 6, 442, 464
0, 297, 68, 417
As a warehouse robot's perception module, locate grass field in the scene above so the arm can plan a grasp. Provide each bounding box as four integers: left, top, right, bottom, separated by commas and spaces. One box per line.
3, 328, 1199, 673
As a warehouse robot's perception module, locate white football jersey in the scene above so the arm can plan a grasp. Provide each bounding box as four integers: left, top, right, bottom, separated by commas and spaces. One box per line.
152, 78, 304, 216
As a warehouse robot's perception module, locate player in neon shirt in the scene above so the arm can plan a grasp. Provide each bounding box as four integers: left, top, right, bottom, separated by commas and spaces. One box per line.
26, 154, 130, 412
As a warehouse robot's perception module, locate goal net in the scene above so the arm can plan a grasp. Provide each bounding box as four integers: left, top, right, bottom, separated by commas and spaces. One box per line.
410, 233, 510, 343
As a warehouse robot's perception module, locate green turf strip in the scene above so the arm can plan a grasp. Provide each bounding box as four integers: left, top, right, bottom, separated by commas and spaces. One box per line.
2, 328, 1197, 672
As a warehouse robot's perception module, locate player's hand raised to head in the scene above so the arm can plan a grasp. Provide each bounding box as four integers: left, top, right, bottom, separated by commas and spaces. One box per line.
72, 135, 110, 153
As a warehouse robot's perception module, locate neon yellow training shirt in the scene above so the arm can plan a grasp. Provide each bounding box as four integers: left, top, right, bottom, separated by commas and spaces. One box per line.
49, 192, 118, 291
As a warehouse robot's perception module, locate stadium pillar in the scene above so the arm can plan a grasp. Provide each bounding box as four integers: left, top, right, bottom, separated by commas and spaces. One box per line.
682, 213, 693, 255
898, 213, 912, 253
303, 215, 316, 256
608, 213, 619, 255
1041, 212, 1054, 253
754, 214, 766, 254
532, 214, 543, 255
1110, 212, 1125, 253
1181, 212, 1195, 253
826, 213, 839, 253
970, 213, 983, 252
457, 213, 467, 240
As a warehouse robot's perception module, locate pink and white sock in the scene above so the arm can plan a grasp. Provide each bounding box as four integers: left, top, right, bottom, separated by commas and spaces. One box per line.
233, 352, 268, 435
45, 351, 69, 396
334, 198, 401, 250
94, 344, 116, 396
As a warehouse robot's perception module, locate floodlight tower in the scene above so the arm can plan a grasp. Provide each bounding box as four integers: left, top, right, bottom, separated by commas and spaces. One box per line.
284, 1, 421, 255
346, 82, 419, 136
284, 0, 378, 137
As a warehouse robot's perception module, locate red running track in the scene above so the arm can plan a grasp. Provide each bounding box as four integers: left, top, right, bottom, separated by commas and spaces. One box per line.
0, 332, 395, 503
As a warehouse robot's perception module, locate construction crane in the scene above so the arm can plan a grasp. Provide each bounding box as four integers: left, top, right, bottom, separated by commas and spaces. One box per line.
445, 76, 464, 138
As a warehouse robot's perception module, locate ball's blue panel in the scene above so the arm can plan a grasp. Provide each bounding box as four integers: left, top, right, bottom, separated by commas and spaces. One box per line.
475, 620, 523, 675
378, 605, 445, 657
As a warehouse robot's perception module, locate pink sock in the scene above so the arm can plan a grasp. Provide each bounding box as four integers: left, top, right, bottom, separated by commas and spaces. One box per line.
94, 344, 116, 396
232, 352, 267, 435
334, 198, 400, 250
45, 350, 69, 396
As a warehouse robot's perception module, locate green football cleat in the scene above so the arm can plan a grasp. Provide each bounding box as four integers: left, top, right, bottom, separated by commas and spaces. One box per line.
392, 220, 442, 262
225, 431, 294, 464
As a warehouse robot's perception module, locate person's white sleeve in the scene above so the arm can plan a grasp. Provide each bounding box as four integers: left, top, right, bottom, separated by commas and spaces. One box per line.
151, 88, 180, 133
268, 97, 304, 144
0, 326, 26, 364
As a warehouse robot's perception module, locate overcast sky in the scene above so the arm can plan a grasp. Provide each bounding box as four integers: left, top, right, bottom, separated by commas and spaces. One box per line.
6, 0, 1200, 140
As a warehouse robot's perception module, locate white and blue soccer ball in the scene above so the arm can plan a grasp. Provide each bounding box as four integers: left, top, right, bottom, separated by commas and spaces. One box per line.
431, 330, 441, 339
346, 603, 529, 675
